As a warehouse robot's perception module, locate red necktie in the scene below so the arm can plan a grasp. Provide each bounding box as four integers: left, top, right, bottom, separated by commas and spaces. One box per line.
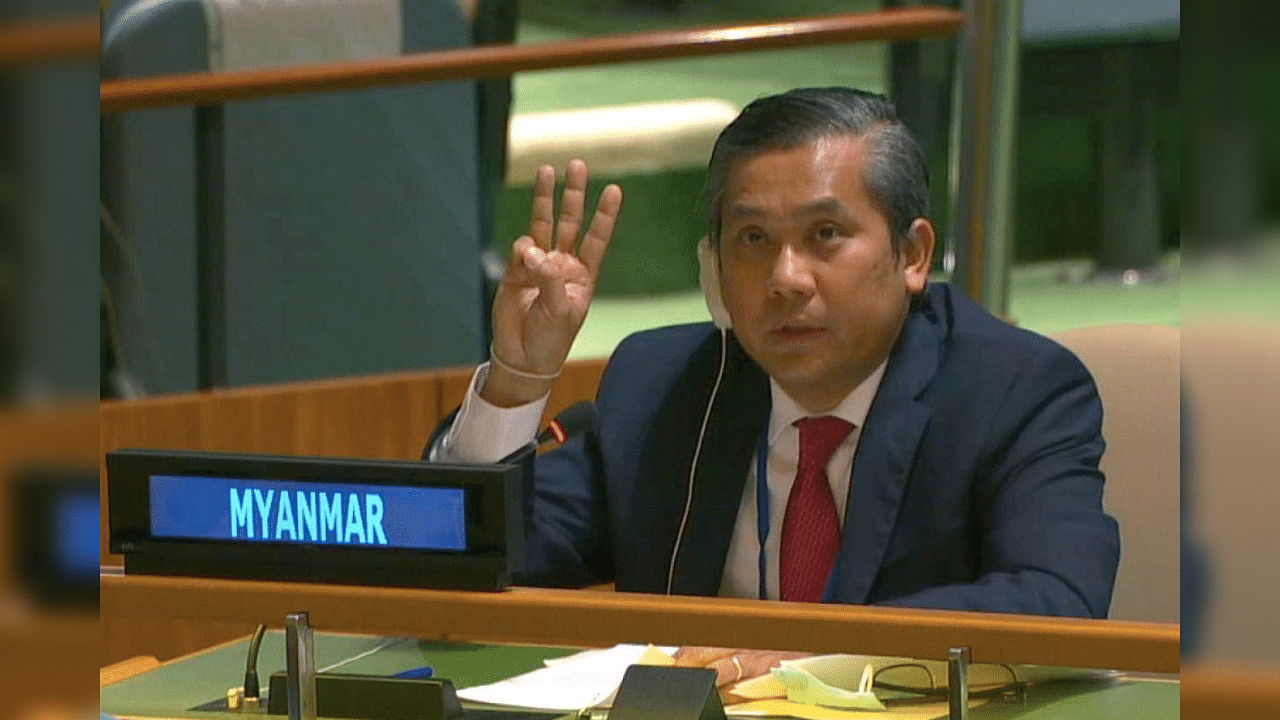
780, 416, 854, 602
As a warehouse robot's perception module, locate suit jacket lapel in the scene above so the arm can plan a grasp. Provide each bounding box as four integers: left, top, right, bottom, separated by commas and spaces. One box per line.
667, 335, 769, 596
833, 300, 944, 603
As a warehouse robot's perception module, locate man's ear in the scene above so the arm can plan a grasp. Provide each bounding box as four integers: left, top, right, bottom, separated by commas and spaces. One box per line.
901, 218, 936, 295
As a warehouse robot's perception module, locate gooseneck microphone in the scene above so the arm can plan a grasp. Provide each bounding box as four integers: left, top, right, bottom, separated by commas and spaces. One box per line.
504, 401, 599, 587
498, 401, 598, 464
537, 401, 598, 445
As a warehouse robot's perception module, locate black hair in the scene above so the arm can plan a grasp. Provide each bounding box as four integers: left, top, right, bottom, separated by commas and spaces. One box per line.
703, 87, 930, 256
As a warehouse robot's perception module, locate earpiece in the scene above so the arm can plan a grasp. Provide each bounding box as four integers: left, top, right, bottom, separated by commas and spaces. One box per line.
697, 237, 732, 330
668, 239, 731, 592
666, 327, 728, 594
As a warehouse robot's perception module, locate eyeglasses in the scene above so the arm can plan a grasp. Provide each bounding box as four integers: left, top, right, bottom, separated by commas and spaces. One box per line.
873, 662, 1027, 702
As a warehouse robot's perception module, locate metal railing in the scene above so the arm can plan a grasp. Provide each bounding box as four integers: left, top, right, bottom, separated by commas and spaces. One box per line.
95, 4, 1013, 310
0, 15, 99, 68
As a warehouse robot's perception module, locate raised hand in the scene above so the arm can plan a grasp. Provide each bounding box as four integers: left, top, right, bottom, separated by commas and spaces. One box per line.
483, 159, 622, 407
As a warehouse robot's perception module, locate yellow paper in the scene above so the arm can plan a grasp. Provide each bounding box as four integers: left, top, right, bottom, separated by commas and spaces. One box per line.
729, 673, 787, 700
730, 654, 910, 700
635, 645, 677, 666
727, 653, 1106, 704
771, 665, 886, 710
726, 699, 983, 720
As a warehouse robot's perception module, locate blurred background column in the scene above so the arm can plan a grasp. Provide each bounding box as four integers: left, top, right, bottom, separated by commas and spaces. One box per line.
948, 0, 1021, 313
1, 0, 99, 401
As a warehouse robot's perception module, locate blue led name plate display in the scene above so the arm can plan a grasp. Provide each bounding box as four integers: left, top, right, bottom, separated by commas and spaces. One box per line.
149, 475, 466, 551
58, 492, 101, 576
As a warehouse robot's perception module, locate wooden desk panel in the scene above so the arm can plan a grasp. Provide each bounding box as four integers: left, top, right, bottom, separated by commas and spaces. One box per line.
1183, 663, 1280, 719
102, 356, 608, 475
2, 613, 99, 718
100, 369, 444, 458
101, 574, 1180, 674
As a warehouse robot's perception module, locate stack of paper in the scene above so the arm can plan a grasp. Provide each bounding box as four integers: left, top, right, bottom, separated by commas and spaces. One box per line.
455, 644, 677, 711
457, 645, 1113, 717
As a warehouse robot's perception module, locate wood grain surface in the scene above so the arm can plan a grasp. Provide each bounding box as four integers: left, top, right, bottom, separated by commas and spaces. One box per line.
101, 7, 963, 112
101, 574, 1180, 674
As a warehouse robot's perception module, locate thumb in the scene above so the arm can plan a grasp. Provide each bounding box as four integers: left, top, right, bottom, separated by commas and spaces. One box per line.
502, 236, 547, 287
525, 251, 570, 317
511, 239, 547, 276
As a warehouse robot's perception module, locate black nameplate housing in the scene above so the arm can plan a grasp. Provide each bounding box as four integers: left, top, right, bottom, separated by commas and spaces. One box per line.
107, 449, 526, 590
265, 673, 463, 720
609, 666, 727, 720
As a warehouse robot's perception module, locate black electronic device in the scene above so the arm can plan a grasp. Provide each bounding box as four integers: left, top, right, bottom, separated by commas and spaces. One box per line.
608, 666, 726, 720
264, 672, 463, 720
107, 449, 527, 590
11, 468, 100, 609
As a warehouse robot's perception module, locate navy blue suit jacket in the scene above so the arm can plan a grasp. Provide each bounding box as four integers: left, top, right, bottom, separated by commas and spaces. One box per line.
484, 283, 1119, 618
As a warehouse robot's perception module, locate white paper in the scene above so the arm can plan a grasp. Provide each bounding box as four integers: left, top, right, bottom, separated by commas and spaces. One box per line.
456, 644, 678, 712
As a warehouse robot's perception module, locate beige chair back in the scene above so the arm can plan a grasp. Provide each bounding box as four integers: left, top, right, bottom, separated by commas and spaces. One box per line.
1052, 324, 1180, 623
1183, 319, 1280, 660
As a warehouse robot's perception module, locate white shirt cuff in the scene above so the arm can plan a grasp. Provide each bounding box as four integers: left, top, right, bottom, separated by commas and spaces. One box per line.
432, 363, 549, 464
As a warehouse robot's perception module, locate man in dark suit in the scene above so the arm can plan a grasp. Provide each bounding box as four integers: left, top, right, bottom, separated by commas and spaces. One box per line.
430, 88, 1119, 674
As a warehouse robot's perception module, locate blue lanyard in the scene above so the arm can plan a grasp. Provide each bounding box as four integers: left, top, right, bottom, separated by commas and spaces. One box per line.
755, 427, 770, 601
754, 421, 840, 603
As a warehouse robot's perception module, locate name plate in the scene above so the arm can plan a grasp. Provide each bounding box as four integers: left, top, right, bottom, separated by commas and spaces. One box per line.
150, 475, 466, 550
108, 449, 527, 590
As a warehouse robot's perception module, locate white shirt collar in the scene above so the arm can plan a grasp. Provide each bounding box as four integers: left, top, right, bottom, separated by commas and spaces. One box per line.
767, 360, 889, 445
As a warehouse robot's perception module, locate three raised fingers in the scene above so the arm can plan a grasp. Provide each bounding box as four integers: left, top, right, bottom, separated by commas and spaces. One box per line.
528, 161, 621, 270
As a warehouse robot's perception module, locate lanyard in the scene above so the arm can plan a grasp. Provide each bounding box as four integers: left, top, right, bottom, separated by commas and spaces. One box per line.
754, 421, 841, 603
755, 427, 770, 601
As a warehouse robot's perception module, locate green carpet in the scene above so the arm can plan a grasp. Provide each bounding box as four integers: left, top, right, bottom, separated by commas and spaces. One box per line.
513, 20, 890, 116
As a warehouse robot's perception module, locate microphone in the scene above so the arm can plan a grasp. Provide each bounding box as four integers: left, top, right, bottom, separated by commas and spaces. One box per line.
505, 401, 598, 587
499, 401, 597, 464
537, 401, 598, 445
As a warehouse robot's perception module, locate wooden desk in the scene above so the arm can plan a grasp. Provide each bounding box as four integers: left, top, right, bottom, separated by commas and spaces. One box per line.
101, 574, 1179, 674
100, 631, 577, 719
3, 612, 99, 719
97, 360, 1189, 712
1182, 663, 1280, 719
101, 630, 1183, 720
97, 356, 1178, 672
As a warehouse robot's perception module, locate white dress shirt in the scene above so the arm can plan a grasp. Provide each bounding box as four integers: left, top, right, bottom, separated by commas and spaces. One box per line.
430, 363, 550, 464
717, 363, 885, 599
433, 359, 888, 600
